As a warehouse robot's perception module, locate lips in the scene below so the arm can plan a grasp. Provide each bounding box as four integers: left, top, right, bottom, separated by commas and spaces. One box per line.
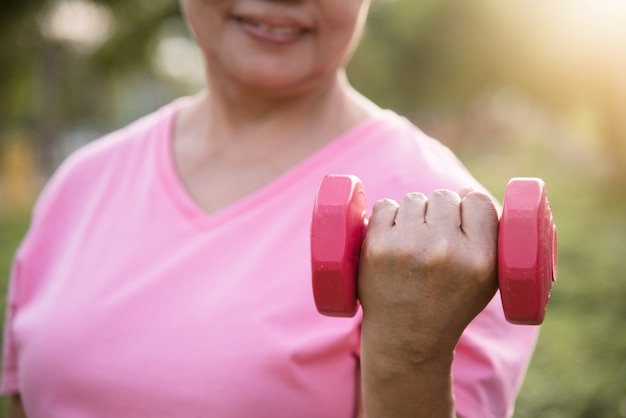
234, 15, 311, 44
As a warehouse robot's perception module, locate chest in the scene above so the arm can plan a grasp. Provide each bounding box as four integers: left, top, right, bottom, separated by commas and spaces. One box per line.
173, 128, 325, 214
13, 188, 360, 417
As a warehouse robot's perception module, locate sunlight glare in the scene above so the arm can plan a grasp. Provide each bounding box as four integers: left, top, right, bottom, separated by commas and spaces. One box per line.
555, 0, 626, 43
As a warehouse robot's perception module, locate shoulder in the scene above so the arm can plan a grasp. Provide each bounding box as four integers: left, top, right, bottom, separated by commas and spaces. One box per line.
10, 99, 185, 300
19, 99, 184, 254
55, 100, 180, 184
34, 100, 181, 214
349, 110, 484, 203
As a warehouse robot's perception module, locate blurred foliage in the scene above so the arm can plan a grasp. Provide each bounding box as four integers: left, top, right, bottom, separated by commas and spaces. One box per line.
462, 141, 626, 418
1, 0, 626, 416
2, 0, 625, 178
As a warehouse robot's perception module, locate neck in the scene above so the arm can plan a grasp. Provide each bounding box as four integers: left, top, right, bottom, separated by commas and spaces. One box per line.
199, 69, 373, 146
174, 69, 383, 180
172, 70, 382, 213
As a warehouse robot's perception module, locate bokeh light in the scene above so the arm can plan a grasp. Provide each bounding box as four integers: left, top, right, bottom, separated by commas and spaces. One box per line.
38, 0, 115, 53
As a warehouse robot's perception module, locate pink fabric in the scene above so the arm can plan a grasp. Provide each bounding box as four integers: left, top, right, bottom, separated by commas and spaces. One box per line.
1, 99, 538, 417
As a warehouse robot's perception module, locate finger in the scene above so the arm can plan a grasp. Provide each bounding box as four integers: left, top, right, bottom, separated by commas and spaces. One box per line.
367, 198, 399, 234
394, 192, 428, 229
424, 189, 462, 233
460, 192, 499, 243
458, 186, 474, 199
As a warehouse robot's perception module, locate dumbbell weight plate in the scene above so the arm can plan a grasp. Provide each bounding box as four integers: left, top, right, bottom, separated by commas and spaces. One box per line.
311, 175, 367, 317
311, 175, 558, 325
498, 178, 557, 325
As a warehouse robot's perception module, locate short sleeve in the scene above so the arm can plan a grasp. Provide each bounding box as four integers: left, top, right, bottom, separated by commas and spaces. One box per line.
452, 293, 540, 418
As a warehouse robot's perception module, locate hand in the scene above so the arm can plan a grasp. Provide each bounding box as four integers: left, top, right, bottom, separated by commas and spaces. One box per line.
358, 189, 500, 365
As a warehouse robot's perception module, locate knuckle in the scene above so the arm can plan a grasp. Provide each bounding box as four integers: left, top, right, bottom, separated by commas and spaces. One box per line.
464, 191, 497, 209
361, 235, 395, 265
402, 192, 427, 203
421, 238, 451, 266
430, 189, 461, 201
372, 198, 398, 212
474, 249, 497, 273
464, 245, 497, 280
362, 234, 420, 267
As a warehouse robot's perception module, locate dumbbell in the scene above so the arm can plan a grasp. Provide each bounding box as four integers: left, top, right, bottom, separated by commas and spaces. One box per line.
310, 175, 558, 325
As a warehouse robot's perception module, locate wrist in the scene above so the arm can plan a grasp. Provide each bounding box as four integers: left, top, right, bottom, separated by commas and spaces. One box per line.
360, 343, 456, 418
361, 341, 455, 384
360, 319, 457, 373
360, 322, 457, 418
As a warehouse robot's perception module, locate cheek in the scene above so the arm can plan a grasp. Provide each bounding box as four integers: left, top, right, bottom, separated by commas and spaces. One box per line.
323, 0, 367, 24
180, 0, 227, 23
321, 3, 367, 56
180, 1, 223, 43
323, 2, 367, 40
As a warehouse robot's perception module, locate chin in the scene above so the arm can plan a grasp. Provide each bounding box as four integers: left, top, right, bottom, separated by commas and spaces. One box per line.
236, 69, 322, 97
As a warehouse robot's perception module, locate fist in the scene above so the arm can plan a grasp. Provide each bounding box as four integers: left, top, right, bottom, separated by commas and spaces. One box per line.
358, 189, 500, 362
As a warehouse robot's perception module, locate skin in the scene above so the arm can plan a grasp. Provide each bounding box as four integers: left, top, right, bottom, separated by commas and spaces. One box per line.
10, 1, 500, 416
359, 190, 499, 417
9, 395, 26, 418
174, 0, 379, 213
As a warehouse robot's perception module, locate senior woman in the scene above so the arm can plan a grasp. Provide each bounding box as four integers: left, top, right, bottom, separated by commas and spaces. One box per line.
1, 1, 538, 417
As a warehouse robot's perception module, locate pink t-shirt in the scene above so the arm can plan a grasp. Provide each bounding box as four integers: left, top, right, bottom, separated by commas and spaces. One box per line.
1, 99, 538, 417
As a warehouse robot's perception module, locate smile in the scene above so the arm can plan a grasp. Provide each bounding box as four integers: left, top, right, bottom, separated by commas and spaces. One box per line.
234, 16, 310, 43
254, 22, 300, 36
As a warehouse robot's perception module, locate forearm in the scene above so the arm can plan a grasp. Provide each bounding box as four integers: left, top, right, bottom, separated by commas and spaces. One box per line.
355, 190, 502, 418
360, 339, 457, 418
9, 395, 27, 418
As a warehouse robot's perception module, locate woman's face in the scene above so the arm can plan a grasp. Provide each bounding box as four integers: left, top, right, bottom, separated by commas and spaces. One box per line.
180, 0, 370, 95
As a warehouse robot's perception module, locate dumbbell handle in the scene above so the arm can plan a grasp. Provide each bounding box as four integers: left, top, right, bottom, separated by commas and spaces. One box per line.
311, 175, 557, 325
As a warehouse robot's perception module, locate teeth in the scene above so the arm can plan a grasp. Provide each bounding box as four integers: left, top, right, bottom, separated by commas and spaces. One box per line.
256, 23, 298, 36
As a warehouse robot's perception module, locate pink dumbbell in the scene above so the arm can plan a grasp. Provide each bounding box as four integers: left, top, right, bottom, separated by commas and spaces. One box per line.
310, 174, 558, 325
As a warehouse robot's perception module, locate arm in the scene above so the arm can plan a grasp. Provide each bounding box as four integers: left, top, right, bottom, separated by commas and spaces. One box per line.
357, 190, 499, 417
356, 362, 460, 418
9, 395, 27, 418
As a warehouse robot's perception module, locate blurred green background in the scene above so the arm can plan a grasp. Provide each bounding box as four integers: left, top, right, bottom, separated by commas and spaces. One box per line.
1, 0, 625, 416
